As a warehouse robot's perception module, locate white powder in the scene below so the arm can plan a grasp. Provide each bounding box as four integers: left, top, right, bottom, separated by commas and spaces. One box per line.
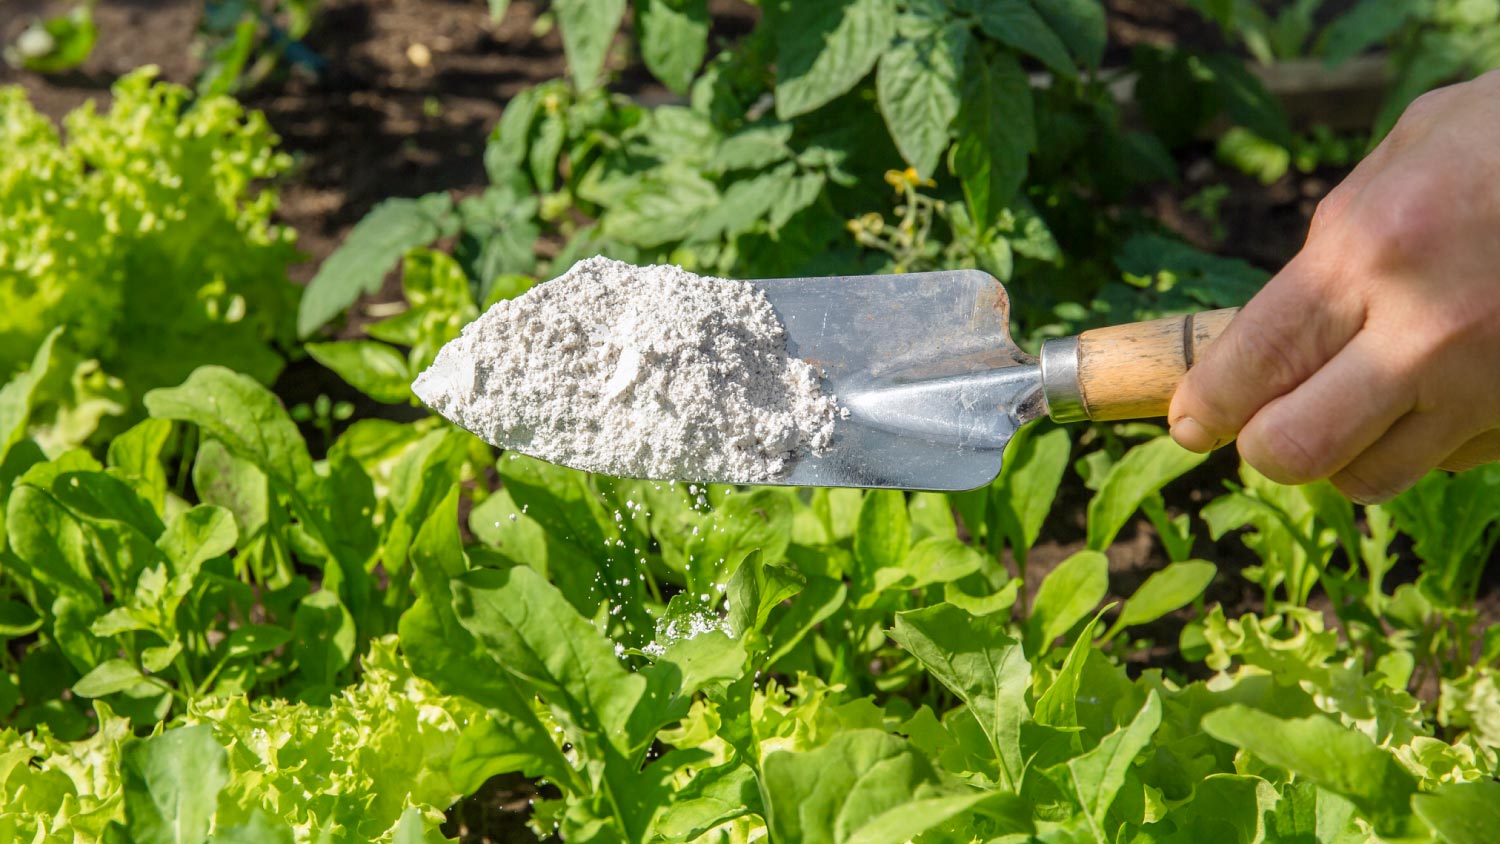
412, 256, 844, 483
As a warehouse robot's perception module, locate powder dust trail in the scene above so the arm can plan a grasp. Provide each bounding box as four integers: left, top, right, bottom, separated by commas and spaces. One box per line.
413, 256, 844, 483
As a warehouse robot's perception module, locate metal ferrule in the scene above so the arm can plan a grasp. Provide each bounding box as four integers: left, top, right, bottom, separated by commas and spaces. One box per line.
1040, 335, 1088, 423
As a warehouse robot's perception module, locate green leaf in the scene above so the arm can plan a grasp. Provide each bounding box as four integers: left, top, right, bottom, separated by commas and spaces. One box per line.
73, 659, 146, 698
1086, 435, 1207, 551
637, 0, 709, 94
877, 20, 968, 177
144, 367, 314, 493
156, 504, 237, 578
1053, 691, 1162, 837
451, 566, 646, 755
600, 163, 720, 248
1028, 549, 1108, 652
854, 490, 911, 585
487, 0, 511, 22
1413, 781, 1500, 844
223, 625, 293, 657
1031, 0, 1107, 68
769, 171, 827, 231
953, 49, 1033, 228
1034, 610, 1106, 729
292, 590, 356, 688
305, 340, 413, 405
555, 0, 627, 88
713, 124, 795, 173
0, 327, 62, 465
762, 729, 1028, 844
1109, 560, 1217, 636
297, 195, 458, 337
9, 5, 97, 73
0, 600, 42, 637
449, 705, 578, 792
120, 725, 230, 844
107, 418, 173, 508
890, 603, 1031, 789
1201, 705, 1419, 836
1319, 0, 1411, 65
203, 811, 296, 844
690, 164, 797, 241
893, 537, 985, 590
991, 426, 1069, 563
727, 554, 805, 642
963, 0, 1076, 77
682, 489, 794, 593
775, 0, 896, 119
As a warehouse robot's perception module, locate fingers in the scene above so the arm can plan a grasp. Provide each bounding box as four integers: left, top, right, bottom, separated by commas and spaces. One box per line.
1330, 412, 1473, 504
1235, 330, 1414, 485
1169, 254, 1366, 453
1440, 429, 1500, 472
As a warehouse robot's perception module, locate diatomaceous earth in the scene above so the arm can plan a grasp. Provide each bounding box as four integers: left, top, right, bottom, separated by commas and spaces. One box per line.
412, 256, 844, 483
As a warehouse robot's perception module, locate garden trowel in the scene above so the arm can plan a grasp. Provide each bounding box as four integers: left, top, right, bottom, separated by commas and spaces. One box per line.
420, 268, 1238, 491
743, 269, 1238, 490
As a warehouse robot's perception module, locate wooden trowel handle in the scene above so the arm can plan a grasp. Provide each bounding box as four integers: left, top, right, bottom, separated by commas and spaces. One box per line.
1039, 308, 1239, 422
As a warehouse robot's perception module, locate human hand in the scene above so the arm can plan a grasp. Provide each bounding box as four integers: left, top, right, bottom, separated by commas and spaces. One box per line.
1168, 71, 1500, 503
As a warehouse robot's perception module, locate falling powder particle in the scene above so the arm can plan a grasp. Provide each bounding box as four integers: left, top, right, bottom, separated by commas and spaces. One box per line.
413, 256, 845, 482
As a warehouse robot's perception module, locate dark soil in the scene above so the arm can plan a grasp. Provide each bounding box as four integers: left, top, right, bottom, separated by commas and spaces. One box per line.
5, 0, 1497, 839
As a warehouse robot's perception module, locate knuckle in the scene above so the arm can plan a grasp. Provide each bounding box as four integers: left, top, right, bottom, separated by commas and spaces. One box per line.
1332, 466, 1408, 505
1240, 419, 1336, 484
1356, 180, 1445, 269
1226, 314, 1309, 394
1309, 183, 1353, 235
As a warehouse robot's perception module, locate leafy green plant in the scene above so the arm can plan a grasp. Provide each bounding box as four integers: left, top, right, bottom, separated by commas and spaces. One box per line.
198, 0, 325, 96
3, 1, 97, 73
300, 0, 1274, 346
1, 638, 479, 843
0, 69, 299, 447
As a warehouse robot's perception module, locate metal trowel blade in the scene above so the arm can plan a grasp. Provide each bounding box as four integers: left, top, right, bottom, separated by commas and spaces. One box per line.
754, 269, 1045, 491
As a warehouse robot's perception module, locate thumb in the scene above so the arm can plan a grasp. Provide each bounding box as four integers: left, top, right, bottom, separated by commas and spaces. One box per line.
1168, 255, 1364, 452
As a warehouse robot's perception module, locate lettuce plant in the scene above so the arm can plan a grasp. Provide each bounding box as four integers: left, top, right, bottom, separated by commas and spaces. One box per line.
0, 68, 299, 446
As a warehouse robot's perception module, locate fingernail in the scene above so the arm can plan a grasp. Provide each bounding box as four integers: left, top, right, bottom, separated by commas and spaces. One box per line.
1170, 417, 1220, 453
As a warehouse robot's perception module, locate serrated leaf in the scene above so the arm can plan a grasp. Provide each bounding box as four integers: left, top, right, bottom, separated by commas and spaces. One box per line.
877, 19, 967, 177
953, 49, 1033, 228
713, 124, 795, 173
1031, 0, 1107, 68
963, 0, 1076, 77
775, 0, 896, 119
638, 0, 709, 94
297, 195, 458, 338
306, 340, 413, 405
555, 0, 627, 89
